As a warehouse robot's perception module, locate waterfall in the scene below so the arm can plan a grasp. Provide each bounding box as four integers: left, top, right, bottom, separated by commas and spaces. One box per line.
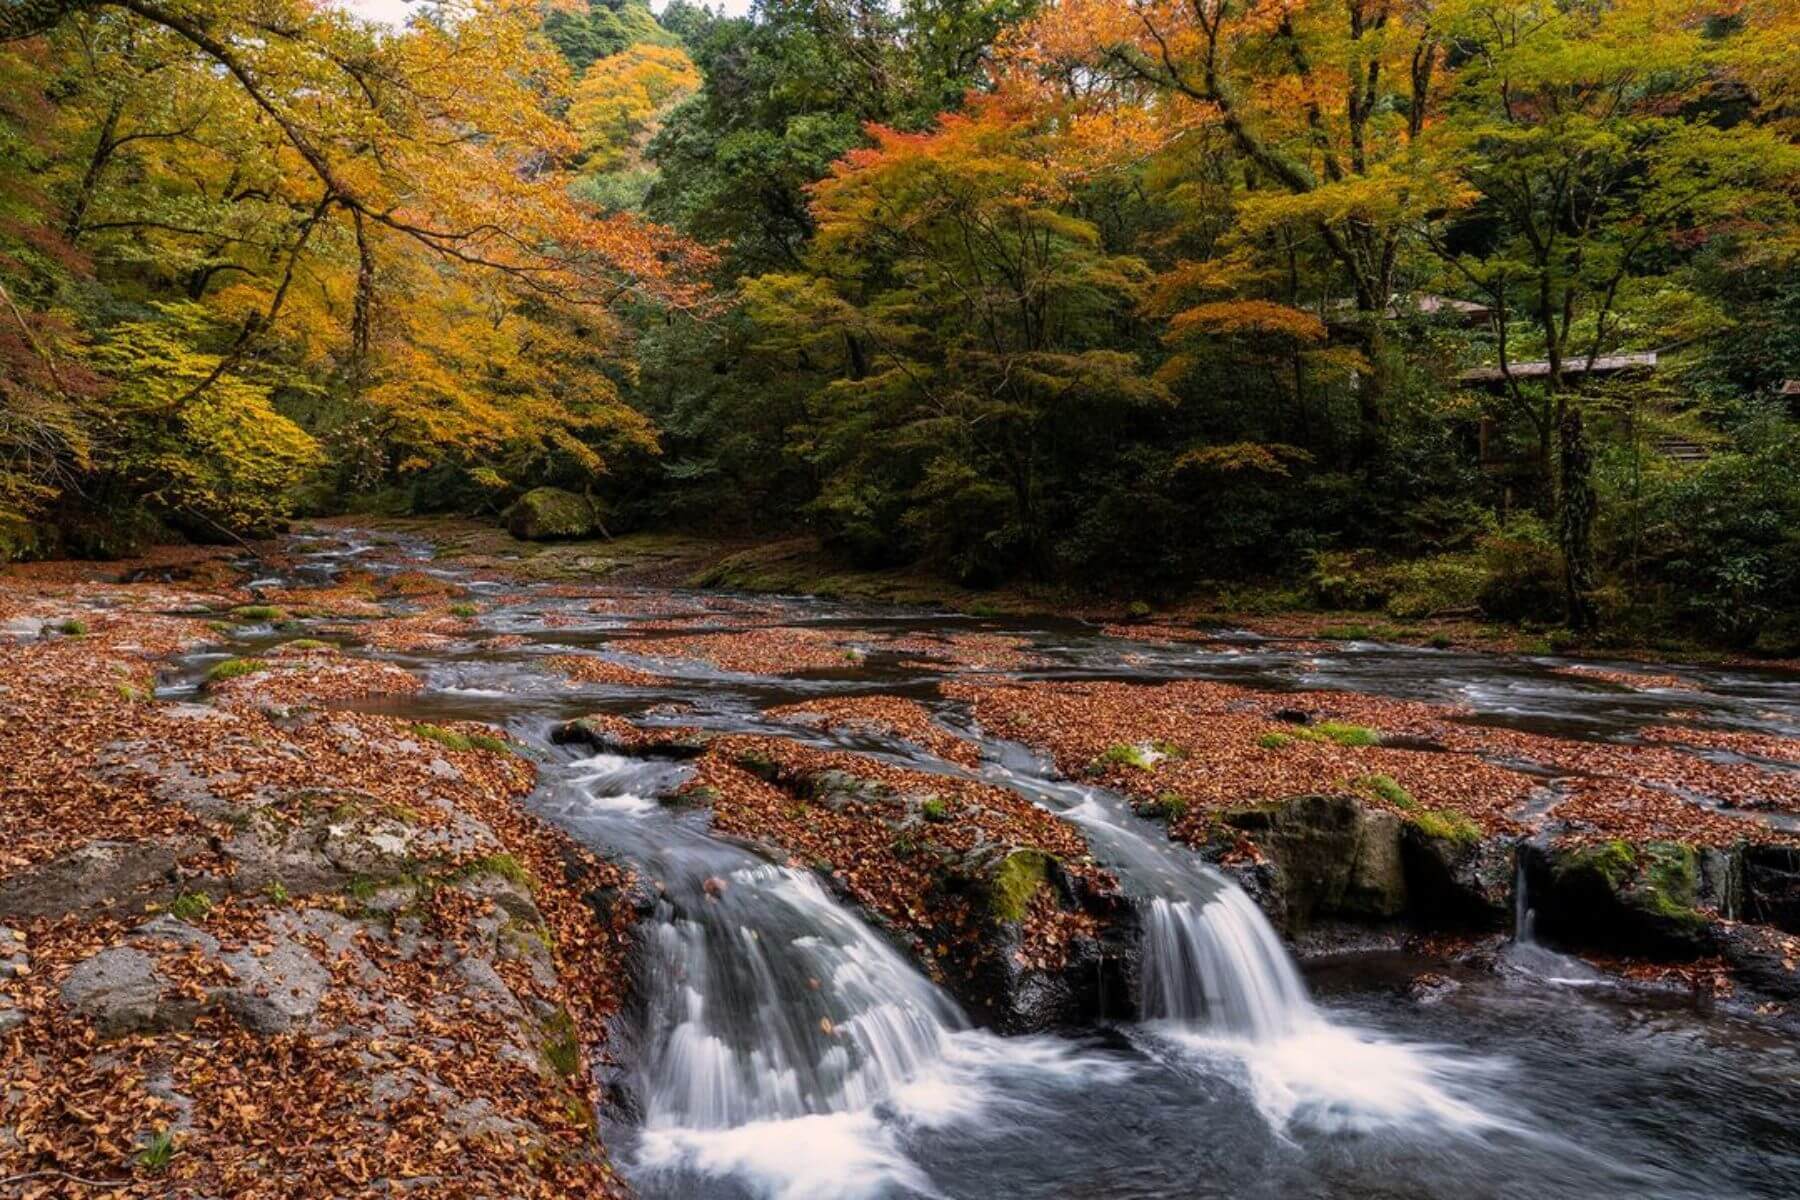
1139, 890, 1313, 1040
639, 864, 965, 1131
1514, 853, 1537, 944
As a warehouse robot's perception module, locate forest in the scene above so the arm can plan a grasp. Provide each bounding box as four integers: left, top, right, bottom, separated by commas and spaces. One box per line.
3, 0, 1799, 650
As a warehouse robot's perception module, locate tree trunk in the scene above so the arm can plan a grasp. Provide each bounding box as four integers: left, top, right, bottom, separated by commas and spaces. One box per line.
1557, 404, 1598, 631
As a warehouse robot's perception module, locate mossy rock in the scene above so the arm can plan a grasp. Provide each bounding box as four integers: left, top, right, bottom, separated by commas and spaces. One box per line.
1525, 838, 1725, 957
505, 488, 598, 541
988, 849, 1052, 923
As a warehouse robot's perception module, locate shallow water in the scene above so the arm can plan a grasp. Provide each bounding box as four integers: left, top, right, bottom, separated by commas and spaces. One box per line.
164, 530, 1800, 1199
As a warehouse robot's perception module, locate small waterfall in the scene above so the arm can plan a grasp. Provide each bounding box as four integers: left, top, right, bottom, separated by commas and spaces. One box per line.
1139, 890, 1313, 1040
1514, 852, 1537, 944
640, 864, 965, 1131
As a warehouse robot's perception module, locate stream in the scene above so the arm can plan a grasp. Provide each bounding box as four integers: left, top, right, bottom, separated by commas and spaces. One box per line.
166, 531, 1800, 1199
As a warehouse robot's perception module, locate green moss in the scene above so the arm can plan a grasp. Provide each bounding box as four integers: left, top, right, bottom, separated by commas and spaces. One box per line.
1314, 721, 1380, 747
167, 891, 213, 922
1149, 792, 1189, 820
1640, 842, 1706, 926
204, 657, 263, 685
1319, 623, 1376, 641
452, 852, 535, 891
230, 605, 284, 622
1355, 773, 1416, 810
1257, 731, 1294, 750
1410, 809, 1481, 844
540, 1008, 581, 1078
59, 618, 87, 637
412, 724, 509, 754
506, 487, 597, 540
1560, 839, 1637, 890
282, 638, 331, 651
990, 849, 1050, 923
265, 880, 290, 905
448, 603, 479, 618
1098, 743, 1156, 771
920, 797, 950, 822
1126, 599, 1153, 619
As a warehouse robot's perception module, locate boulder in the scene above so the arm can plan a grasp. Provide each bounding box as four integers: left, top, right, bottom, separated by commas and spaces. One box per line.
1400, 827, 1514, 929
1222, 795, 1408, 931
504, 488, 597, 541
61, 946, 193, 1036
1743, 845, 1800, 933
1521, 839, 1731, 957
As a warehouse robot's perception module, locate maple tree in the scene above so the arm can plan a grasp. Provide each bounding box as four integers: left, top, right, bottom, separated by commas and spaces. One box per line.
0, 0, 709, 546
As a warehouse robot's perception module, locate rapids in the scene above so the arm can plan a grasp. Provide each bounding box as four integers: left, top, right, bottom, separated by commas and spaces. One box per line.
160, 529, 1800, 1199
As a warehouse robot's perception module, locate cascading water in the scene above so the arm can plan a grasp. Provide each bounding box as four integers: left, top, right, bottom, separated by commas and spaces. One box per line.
1514, 852, 1537, 944
1138, 891, 1312, 1039
639, 863, 964, 1130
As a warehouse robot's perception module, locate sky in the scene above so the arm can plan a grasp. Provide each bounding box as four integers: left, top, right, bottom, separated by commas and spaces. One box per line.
343, 0, 753, 28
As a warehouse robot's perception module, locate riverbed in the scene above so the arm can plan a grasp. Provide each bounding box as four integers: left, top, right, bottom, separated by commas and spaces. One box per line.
159, 529, 1800, 1199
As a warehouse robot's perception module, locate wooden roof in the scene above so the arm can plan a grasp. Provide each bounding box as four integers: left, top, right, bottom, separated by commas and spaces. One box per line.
1458, 352, 1657, 385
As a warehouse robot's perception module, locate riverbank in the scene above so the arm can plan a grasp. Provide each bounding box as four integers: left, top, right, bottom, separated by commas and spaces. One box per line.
331, 516, 1800, 669
0, 553, 637, 1197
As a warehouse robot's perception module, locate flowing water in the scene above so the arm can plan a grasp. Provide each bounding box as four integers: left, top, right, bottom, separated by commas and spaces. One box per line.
161, 530, 1800, 1199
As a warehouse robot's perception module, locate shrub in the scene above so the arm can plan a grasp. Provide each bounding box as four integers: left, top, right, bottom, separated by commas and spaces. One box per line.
1476, 516, 1564, 621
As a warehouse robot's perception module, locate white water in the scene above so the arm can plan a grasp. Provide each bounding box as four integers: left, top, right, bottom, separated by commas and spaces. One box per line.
1139, 891, 1311, 1039
641, 864, 963, 1130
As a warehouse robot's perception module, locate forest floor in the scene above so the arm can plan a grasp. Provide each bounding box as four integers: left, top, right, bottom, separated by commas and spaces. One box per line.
0, 546, 637, 1199
349, 516, 1800, 671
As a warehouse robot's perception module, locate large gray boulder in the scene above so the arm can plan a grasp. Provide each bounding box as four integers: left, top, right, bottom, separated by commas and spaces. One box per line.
1221, 795, 1409, 930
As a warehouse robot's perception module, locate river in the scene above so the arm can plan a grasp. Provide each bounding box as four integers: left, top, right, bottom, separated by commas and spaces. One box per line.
165, 529, 1800, 1199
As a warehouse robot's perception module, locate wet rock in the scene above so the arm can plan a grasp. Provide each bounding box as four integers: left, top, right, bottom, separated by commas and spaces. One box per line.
504, 487, 597, 541
1400, 828, 1514, 929
218, 939, 329, 1034
1222, 795, 1408, 931
551, 715, 714, 759
1743, 845, 1800, 933
0, 838, 190, 921
1521, 839, 1727, 957
929, 845, 1136, 1032
1718, 923, 1800, 1001
1406, 970, 1462, 1005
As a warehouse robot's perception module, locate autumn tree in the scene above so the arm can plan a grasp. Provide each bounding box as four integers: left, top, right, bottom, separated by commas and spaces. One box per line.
1420, 0, 1800, 627
746, 91, 1165, 578
1007, 0, 1468, 455
0, 0, 711, 546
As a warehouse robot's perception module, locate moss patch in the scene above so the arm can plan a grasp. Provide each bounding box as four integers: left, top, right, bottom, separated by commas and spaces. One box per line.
990, 849, 1050, 923
204, 658, 263, 686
